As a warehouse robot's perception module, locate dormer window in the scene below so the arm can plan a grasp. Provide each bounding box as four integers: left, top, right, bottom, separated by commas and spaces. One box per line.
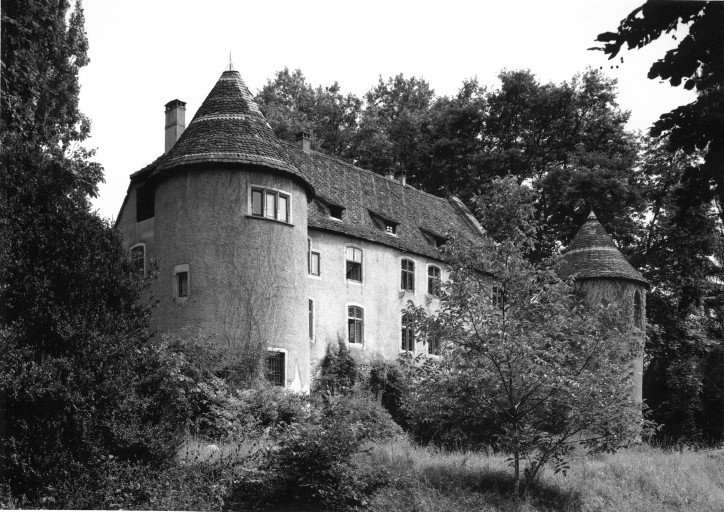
370, 210, 399, 236
136, 182, 155, 222
421, 229, 447, 248
329, 205, 344, 221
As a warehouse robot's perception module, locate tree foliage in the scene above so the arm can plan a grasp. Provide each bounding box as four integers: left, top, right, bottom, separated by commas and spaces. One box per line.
596, 1, 724, 222
0, 0, 185, 503
404, 179, 642, 497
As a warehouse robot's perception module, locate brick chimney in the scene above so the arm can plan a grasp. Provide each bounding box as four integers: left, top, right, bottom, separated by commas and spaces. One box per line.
296, 131, 311, 152
165, 99, 186, 154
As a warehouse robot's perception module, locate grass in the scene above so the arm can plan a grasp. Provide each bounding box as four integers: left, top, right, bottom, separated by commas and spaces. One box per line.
364, 440, 724, 512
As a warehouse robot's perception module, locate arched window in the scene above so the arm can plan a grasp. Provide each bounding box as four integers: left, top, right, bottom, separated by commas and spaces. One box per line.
634, 290, 643, 328
401, 313, 414, 352
348, 306, 364, 344
427, 265, 441, 297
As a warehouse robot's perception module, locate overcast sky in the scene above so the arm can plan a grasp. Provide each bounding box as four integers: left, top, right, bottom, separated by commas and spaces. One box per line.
79, 0, 695, 220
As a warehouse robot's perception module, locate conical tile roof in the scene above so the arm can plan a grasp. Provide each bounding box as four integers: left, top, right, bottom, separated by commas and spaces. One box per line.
154, 69, 313, 193
558, 211, 647, 286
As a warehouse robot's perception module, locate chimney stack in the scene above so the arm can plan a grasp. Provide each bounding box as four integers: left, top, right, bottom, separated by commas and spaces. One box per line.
296, 131, 311, 152
400, 171, 407, 186
165, 99, 186, 154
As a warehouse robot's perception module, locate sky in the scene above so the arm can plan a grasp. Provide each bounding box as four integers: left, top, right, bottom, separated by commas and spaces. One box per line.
79, 0, 696, 221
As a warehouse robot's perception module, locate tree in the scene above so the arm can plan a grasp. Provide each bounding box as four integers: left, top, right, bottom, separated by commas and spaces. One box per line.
595, 1, 724, 223
255, 68, 361, 157
349, 74, 434, 176
1, 0, 183, 503
404, 179, 641, 497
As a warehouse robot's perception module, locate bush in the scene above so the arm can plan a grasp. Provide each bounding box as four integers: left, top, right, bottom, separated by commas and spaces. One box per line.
314, 338, 360, 397
366, 359, 410, 428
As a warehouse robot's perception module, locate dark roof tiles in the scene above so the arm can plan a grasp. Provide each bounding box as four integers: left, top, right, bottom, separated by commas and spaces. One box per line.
155, 70, 312, 193
559, 211, 647, 286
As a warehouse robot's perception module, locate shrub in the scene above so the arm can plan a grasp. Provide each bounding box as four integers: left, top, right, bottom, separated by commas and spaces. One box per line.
314, 338, 360, 397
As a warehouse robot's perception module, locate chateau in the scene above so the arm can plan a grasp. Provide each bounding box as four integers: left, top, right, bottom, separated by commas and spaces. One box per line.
116, 65, 646, 397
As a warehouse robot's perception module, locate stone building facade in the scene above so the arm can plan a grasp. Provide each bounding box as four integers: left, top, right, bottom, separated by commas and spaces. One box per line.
116, 66, 645, 399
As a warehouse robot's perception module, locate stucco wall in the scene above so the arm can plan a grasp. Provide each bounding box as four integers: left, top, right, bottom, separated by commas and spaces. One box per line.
307, 229, 447, 367
118, 165, 311, 390
576, 278, 646, 404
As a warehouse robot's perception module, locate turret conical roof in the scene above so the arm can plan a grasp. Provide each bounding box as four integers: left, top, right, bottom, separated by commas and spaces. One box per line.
558, 211, 647, 286
154, 69, 312, 192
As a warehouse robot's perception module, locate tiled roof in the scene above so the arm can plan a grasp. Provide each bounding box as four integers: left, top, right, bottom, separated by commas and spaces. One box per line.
558, 211, 647, 286
152, 70, 313, 193
278, 141, 484, 260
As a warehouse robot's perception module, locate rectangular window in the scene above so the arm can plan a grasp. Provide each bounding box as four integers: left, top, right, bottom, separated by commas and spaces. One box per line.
177, 271, 189, 297
309, 299, 315, 340
346, 247, 362, 282
428, 335, 441, 356
251, 189, 264, 216
130, 245, 145, 275
401, 314, 414, 352
266, 351, 285, 386
401, 259, 415, 292
250, 187, 290, 223
310, 251, 320, 276
492, 285, 504, 310
348, 306, 364, 344
428, 266, 441, 296
136, 182, 155, 222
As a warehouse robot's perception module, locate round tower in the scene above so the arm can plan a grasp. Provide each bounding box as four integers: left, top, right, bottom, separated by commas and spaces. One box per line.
142, 66, 314, 390
558, 211, 648, 404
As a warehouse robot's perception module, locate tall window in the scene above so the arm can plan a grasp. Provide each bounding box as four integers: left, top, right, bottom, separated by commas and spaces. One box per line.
136, 182, 155, 222
492, 285, 504, 310
250, 187, 290, 223
266, 351, 285, 386
427, 265, 441, 296
401, 313, 414, 352
309, 251, 320, 276
427, 334, 441, 356
634, 290, 643, 328
348, 306, 364, 344
309, 299, 315, 340
401, 259, 415, 292
130, 244, 145, 275
346, 247, 362, 282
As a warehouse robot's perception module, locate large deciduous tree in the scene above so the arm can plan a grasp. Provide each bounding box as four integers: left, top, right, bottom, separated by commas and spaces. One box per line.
596, 1, 724, 222
1, 0, 185, 503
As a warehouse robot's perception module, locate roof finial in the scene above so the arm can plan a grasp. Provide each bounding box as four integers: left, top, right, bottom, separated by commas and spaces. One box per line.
226, 51, 235, 72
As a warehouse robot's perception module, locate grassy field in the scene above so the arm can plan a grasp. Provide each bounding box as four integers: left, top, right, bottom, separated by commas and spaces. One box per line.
176, 437, 724, 511
364, 441, 724, 512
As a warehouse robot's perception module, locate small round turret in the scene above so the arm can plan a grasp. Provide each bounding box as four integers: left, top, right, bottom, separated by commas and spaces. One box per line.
559, 211, 648, 403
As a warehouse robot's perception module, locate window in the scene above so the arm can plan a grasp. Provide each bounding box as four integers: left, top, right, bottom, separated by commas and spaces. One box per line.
329, 204, 344, 220
130, 244, 145, 275
348, 306, 364, 344
309, 251, 320, 276
385, 223, 397, 235
401, 259, 415, 292
492, 285, 504, 310
266, 351, 285, 386
370, 211, 398, 235
174, 264, 190, 301
634, 291, 643, 328
427, 334, 441, 356
250, 186, 290, 223
401, 313, 414, 352
420, 229, 446, 248
309, 299, 315, 340
427, 265, 441, 296
346, 247, 362, 282
136, 182, 155, 222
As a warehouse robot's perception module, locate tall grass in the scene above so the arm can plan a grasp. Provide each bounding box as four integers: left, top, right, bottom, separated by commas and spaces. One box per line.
366, 440, 724, 512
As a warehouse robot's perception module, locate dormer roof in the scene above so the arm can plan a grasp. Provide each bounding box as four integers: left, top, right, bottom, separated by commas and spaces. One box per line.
154, 69, 313, 193
559, 211, 647, 286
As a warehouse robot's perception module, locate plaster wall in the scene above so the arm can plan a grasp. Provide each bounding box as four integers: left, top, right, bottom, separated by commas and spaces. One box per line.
576, 278, 646, 404
307, 229, 447, 367
118, 166, 311, 390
